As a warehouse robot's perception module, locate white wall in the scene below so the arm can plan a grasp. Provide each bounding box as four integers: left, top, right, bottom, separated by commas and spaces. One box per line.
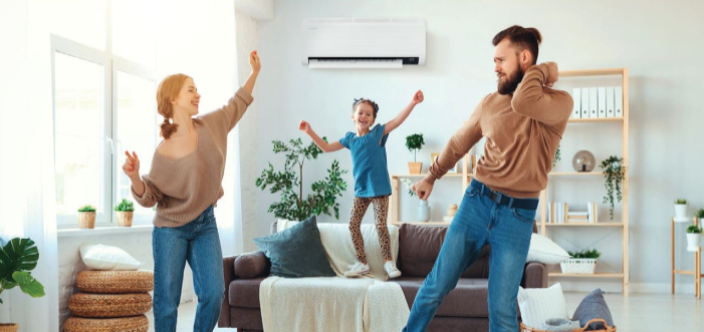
255, 0, 704, 293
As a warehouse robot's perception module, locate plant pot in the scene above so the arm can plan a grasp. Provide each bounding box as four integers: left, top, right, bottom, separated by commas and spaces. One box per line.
417, 200, 430, 222
686, 233, 702, 252
408, 162, 422, 175
116, 211, 134, 227
0, 324, 19, 332
78, 212, 96, 229
674, 204, 688, 220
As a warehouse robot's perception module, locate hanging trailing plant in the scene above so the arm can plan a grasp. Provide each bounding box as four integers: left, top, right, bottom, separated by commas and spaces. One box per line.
552, 144, 561, 168
600, 155, 625, 220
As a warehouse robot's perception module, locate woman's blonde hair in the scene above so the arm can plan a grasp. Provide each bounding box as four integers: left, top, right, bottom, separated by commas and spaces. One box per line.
156, 73, 191, 139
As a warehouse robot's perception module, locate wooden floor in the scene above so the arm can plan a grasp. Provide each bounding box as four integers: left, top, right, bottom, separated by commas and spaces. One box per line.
147, 292, 703, 331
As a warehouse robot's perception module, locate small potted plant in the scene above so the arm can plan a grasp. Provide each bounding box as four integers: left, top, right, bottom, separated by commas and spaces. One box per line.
401, 178, 430, 222
0, 238, 46, 332
561, 248, 601, 274
696, 209, 704, 223
77, 205, 97, 229
405, 133, 425, 174
686, 224, 702, 252
114, 198, 135, 227
674, 198, 688, 220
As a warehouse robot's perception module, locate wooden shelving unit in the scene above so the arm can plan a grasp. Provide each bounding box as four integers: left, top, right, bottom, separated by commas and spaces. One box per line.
540, 68, 630, 295
389, 68, 631, 294
671, 217, 702, 300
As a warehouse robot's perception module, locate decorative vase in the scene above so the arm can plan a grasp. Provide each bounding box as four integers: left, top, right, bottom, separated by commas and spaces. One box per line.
116, 211, 134, 227
408, 162, 422, 175
417, 200, 430, 222
78, 212, 96, 229
686, 233, 701, 252
674, 204, 688, 220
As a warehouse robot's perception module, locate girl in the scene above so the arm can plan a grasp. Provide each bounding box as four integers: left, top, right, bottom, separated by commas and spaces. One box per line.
299, 90, 424, 278
122, 51, 260, 332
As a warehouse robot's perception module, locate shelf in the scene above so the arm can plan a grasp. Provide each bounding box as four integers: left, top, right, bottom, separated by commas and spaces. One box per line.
548, 171, 604, 176
391, 173, 464, 178
549, 272, 624, 278
560, 68, 626, 77
568, 117, 624, 123
544, 223, 624, 227
391, 221, 450, 226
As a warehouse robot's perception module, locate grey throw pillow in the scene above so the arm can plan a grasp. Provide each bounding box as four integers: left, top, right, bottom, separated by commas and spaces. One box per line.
572, 288, 614, 330
253, 215, 336, 278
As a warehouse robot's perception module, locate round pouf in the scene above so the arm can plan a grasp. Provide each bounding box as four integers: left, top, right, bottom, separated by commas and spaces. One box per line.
64, 315, 148, 332
76, 271, 154, 294
68, 293, 152, 318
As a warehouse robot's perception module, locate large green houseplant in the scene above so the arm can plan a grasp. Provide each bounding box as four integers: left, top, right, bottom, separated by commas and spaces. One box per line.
0, 238, 46, 331
256, 138, 348, 221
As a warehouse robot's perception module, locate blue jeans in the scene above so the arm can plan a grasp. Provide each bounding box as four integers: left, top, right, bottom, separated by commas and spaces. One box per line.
403, 181, 537, 332
152, 205, 225, 332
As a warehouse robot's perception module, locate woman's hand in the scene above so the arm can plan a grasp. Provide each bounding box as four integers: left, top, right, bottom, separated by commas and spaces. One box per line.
250, 50, 261, 74
122, 151, 140, 180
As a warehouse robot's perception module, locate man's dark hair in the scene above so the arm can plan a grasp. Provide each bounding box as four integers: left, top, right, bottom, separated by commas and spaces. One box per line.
492, 25, 542, 64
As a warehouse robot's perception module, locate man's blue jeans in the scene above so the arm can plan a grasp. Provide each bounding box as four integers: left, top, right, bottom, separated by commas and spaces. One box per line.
403, 180, 537, 332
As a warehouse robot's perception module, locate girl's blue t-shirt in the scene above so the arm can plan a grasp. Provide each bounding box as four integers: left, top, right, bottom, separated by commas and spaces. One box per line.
339, 124, 392, 198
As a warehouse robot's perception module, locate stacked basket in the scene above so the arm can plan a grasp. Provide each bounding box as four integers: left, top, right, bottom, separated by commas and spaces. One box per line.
65, 271, 153, 332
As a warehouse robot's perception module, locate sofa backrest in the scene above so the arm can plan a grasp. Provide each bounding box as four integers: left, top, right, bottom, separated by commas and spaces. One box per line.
397, 222, 538, 278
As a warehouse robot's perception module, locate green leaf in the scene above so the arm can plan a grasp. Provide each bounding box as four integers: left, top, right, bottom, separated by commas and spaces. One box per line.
0, 238, 39, 283
12, 271, 45, 298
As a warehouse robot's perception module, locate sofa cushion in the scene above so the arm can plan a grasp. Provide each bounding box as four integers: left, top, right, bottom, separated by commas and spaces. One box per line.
253, 215, 335, 278
398, 224, 490, 278
234, 251, 269, 279
229, 278, 266, 308
392, 277, 495, 318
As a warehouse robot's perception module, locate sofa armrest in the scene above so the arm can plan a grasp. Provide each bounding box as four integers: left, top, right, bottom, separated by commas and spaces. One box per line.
234, 251, 270, 279
521, 262, 547, 288
219, 255, 239, 328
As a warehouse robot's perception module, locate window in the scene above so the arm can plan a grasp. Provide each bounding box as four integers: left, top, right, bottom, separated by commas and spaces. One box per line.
52, 4, 157, 227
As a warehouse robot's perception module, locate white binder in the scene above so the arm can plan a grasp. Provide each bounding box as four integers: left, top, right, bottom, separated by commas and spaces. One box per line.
606, 86, 615, 118
589, 87, 598, 118
615, 86, 623, 118
572, 88, 581, 119
581, 87, 590, 118
598, 87, 607, 118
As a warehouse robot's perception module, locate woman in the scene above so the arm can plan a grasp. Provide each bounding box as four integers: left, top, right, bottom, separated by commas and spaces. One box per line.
122, 51, 260, 331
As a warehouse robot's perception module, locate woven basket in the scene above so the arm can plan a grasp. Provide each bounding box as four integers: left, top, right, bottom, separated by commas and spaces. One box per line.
68, 293, 152, 318
76, 271, 154, 294
560, 258, 597, 274
116, 211, 134, 227
64, 315, 148, 332
0, 324, 18, 332
521, 319, 616, 332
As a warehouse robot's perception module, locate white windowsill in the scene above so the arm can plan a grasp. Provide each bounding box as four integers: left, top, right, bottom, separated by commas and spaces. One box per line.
58, 224, 153, 238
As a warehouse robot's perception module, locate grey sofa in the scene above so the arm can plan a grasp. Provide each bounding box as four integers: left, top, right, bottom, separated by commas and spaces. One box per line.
219, 222, 547, 331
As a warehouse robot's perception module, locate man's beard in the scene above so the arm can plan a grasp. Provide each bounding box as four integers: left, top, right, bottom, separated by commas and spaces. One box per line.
497, 66, 525, 95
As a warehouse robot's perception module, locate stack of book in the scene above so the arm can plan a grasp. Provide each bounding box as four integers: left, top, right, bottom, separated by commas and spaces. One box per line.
548, 202, 599, 223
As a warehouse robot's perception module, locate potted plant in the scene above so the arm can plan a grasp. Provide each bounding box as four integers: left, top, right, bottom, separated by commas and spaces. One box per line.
256, 138, 348, 221
674, 198, 688, 220
401, 178, 430, 222
561, 248, 601, 275
552, 144, 561, 168
686, 224, 702, 252
77, 205, 97, 229
599, 156, 624, 220
0, 238, 46, 332
405, 134, 425, 175
114, 198, 135, 227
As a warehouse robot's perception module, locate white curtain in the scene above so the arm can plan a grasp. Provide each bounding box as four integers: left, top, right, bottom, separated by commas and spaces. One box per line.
0, 1, 60, 330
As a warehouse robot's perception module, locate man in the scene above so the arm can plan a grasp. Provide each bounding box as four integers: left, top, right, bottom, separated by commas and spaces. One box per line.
403, 26, 573, 332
